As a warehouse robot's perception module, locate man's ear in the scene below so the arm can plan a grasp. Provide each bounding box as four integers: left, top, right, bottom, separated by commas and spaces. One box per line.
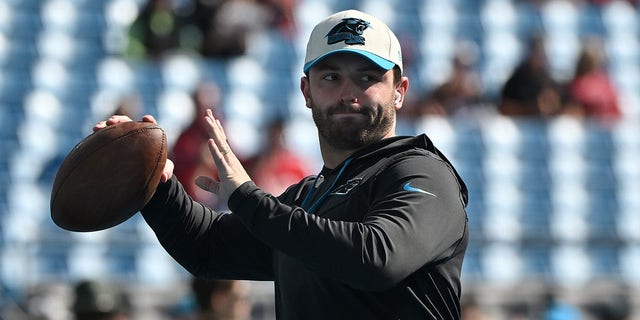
394, 76, 410, 110
300, 76, 312, 108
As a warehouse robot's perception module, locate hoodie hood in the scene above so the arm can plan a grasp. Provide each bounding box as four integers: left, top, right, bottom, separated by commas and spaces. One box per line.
346, 134, 469, 206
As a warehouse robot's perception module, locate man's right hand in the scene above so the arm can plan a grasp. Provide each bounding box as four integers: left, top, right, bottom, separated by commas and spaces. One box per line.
93, 114, 175, 183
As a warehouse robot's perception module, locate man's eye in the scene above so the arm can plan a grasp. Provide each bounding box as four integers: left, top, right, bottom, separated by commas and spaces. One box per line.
322, 74, 337, 81
361, 74, 378, 82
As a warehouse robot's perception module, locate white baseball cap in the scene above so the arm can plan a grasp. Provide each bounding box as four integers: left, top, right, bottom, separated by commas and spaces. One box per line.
303, 10, 403, 74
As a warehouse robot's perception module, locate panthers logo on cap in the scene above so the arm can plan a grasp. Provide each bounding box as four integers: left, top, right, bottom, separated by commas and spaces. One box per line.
326, 18, 371, 45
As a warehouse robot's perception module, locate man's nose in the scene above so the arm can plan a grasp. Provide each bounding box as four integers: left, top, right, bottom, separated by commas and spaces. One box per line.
339, 79, 359, 105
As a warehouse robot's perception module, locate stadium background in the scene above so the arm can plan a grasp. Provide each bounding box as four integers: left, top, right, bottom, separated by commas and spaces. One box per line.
0, 0, 639, 318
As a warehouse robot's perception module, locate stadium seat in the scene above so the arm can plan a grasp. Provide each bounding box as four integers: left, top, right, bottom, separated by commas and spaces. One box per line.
544, 32, 580, 81
551, 244, 592, 286
161, 54, 203, 93
606, 32, 639, 69
35, 242, 71, 281
1, 244, 35, 291
105, 244, 139, 280
96, 57, 136, 95
416, 116, 457, 157
589, 244, 621, 278
224, 87, 265, 128
520, 243, 552, 280
550, 182, 589, 243
601, 0, 638, 35
5, 8, 41, 41
520, 190, 552, 240
540, 0, 579, 35
483, 197, 522, 242
67, 242, 108, 280
481, 30, 522, 95
40, 0, 78, 34
480, 0, 517, 33
616, 196, 640, 242
619, 245, 640, 285
359, 0, 396, 29
578, 3, 606, 36
156, 89, 195, 146
0, 2, 11, 33
136, 244, 186, 287
107, 215, 142, 246
461, 242, 483, 281
482, 243, 523, 284
226, 56, 267, 96
421, 0, 458, 33
30, 58, 70, 98
587, 193, 619, 241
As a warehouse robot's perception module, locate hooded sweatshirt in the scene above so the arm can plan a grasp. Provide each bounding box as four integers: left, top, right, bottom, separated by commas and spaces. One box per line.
142, 134, 469, 320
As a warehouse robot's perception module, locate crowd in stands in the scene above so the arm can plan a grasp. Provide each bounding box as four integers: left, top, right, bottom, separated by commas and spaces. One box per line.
125, 0, 296, 60
1, 0, 638, 319
120, 0, 633, 124
401, 34, 623, 123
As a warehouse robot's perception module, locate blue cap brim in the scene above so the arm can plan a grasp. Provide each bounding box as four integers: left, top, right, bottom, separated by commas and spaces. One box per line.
303, 49, 396, 73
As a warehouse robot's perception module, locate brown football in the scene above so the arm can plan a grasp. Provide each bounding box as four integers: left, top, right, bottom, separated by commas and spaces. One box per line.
50, 121, 167, 232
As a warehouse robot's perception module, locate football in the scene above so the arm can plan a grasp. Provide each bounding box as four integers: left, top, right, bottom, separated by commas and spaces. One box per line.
50, 121, 167, 232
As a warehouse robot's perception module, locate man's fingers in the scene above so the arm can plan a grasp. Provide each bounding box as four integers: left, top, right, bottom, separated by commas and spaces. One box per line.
93, 114, 156, 133
204, 110, 232, 160
160, 159, 175, 183
142, 114, 158, 124
106, 115, 133, 125
92, 121, 108, 132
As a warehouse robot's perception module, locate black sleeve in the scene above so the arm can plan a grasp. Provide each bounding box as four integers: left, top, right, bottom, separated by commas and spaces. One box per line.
228, 153, 467, 291
141, 176, 274, 280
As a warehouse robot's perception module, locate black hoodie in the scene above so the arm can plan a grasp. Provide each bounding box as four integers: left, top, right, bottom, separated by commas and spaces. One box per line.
142, 134, 469, 320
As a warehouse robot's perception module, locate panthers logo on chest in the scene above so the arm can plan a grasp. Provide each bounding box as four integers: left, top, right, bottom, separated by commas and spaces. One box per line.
326, 18, 371, 45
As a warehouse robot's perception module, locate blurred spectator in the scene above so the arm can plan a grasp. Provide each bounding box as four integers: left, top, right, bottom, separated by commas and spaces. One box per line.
244, 117, 312, 196
542, 292, 582, 320
170, 81, 225, 208
565, 37, 621, 121
263, 0, 298, 39
584, 294, 632, 320
499, 35, 565, 118
23, 283, 72, 320
461, 295, 488, 320
111, 94, 144, 119
72, 280, 131, 320
409, 41, 484, 117
199, 0, 278, 58
190, 278, 253, 320
126, 0, 200, 60
126, 0, 297, 59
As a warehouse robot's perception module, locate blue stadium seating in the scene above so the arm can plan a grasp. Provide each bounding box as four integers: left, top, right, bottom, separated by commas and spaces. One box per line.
0, 0, 639, 303
520, 242, 553, 279
589, 244, 621, 278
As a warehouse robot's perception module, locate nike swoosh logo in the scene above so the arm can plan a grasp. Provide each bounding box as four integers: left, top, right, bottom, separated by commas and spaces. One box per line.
403, 182, 436, 197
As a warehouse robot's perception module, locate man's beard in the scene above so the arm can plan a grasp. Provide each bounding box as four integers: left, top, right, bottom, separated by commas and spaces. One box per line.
310, 97, 396, 150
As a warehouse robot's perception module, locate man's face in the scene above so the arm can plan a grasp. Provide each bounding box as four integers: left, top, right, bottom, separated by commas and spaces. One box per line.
302, 53, 402, 151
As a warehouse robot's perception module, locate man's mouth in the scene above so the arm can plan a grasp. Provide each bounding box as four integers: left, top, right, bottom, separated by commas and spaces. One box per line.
330, 106, 369, 116
330, 109, 369, 121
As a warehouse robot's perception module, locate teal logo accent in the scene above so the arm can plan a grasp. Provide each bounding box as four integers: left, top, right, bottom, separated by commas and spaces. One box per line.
331, 178, 362, 195
403, 182, 436, 197
326, 18, 370, 45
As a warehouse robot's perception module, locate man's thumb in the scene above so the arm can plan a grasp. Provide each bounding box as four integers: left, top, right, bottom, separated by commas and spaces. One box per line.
195, 176, 219, 193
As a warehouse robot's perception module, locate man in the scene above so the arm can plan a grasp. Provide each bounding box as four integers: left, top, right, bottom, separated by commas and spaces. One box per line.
72, 280, 131, 320
96, 10, 469, 319
189, 278, 253, 320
